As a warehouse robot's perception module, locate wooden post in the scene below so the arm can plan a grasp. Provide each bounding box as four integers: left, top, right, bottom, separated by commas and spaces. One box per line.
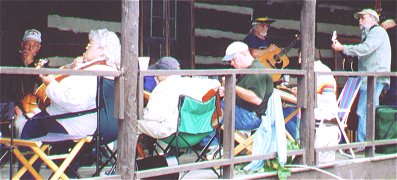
223, 74, 236, 178
299, 0, 316, 166
164, 0, 171, 56
366, 76, 376, 157
190, 0, 196, 68
118, 0, 139, 179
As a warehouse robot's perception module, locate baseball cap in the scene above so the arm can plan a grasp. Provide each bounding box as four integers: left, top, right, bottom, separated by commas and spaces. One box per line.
252, 17, 276, 25
354, 9, 379, 23
22, 29, 42, 43
149, 56, 180, 70
222, 41, 249, 61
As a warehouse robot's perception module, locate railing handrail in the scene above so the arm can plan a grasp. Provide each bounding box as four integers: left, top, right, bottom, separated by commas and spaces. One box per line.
315, 71, 397, 77
1, 65, 395, 178
0, 66, 122, 77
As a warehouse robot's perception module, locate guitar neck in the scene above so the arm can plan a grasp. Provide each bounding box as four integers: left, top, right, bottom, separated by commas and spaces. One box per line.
280, 37, 299, 57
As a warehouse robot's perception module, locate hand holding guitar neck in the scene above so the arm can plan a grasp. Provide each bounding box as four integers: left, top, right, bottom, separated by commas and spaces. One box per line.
39, 74, 55, 86
331, 31, 344, 52
331, 31, 356, 71
35, 58, 49, 68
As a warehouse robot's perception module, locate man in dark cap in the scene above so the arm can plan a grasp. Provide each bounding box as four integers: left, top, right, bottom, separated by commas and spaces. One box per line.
243, 17, 277, 59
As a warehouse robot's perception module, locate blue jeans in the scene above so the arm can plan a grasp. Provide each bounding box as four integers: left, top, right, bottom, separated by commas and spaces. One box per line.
199, 101, 262, 147
283, 107, 299, 141
356, 82, 385, 142
19, 111, 80, 179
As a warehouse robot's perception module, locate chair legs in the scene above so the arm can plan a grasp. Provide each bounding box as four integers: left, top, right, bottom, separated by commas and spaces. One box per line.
234, 131, 254, 156
179, 131, 221, 179
335, 118, 355, 158
1, 135, 92, 180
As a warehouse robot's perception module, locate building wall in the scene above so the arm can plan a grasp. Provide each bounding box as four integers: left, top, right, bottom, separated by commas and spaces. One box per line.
194, 0, 396, 71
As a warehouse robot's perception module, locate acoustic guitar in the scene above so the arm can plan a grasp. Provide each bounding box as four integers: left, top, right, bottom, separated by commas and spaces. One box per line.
20, 58, 48, 117
35, 59, 108, 110
258, 34, 301, 82
34, 65, 71, 110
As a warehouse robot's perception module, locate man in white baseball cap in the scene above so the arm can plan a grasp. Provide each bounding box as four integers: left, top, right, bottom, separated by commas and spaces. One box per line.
13, 29, 44, 138
221, 41, 274, 132
354, 9, 379, 23
20, 29, 42, 66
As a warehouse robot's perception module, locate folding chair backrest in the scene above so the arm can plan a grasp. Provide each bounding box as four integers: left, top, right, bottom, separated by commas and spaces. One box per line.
179, 96, 216, 134
98, 78, 118, 145
337, 77, 361, 124
162, 95, 216, 148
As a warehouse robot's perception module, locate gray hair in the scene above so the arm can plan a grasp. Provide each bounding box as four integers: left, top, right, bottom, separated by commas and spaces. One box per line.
248, 24, 257, 34
89, 29, 121, 69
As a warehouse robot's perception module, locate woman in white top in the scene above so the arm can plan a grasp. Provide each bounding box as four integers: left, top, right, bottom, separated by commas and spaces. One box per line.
19, 29, 120, 178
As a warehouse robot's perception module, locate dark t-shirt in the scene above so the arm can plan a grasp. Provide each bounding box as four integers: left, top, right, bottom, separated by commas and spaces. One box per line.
236, 59, 274, 117
243, 33, 271, 49
1, 57, 42, 103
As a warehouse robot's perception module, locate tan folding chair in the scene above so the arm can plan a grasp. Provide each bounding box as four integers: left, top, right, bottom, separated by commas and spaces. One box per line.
233, 88, 298, 156
0, 133, 92, 180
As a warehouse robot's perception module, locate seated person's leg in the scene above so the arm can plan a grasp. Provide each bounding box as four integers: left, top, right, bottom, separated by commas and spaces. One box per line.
283, 107, 299, 141
0, 101, 15, 137
14, 114, 28, 138
234, 104, 261, 131
199, 101, 261, 149
137, 120, 172, 139
19, 111, 51, 179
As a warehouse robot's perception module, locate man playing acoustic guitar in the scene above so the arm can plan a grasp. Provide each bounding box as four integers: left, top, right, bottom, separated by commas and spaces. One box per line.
12, 29, 47, 137
243, 17, 298, 83
243, 17, 278, 59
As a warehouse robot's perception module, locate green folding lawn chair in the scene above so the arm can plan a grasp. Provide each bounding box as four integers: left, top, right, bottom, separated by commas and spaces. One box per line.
160, 93, 221, 178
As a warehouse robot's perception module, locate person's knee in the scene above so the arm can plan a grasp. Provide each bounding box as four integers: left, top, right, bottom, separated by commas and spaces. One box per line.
20, 119, 42, 139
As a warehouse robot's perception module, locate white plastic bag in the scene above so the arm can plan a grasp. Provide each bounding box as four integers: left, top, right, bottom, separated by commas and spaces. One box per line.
315, 124, 341, 164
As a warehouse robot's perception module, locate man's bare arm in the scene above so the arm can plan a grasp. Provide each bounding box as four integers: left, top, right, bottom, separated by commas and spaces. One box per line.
235, 86, 262, 105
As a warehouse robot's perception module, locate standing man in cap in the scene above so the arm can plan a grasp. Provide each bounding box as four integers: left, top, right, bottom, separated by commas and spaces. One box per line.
243, 17, 277, 59
137, 56, 220, 139
332, 9, 391, 148
220, 41, 274, 132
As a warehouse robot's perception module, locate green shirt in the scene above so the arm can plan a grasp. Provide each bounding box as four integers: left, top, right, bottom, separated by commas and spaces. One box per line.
236, 59, 274, 117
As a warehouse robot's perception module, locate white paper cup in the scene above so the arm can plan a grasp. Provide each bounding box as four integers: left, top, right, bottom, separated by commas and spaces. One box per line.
138, 57, 150, 70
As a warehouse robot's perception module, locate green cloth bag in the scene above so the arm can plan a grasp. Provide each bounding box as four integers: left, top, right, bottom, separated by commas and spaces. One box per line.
375, 105, 397, 154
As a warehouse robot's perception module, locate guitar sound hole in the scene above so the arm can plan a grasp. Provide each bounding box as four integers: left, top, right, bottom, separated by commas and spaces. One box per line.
273, 55, 283, 69
273, 55, 282, 63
